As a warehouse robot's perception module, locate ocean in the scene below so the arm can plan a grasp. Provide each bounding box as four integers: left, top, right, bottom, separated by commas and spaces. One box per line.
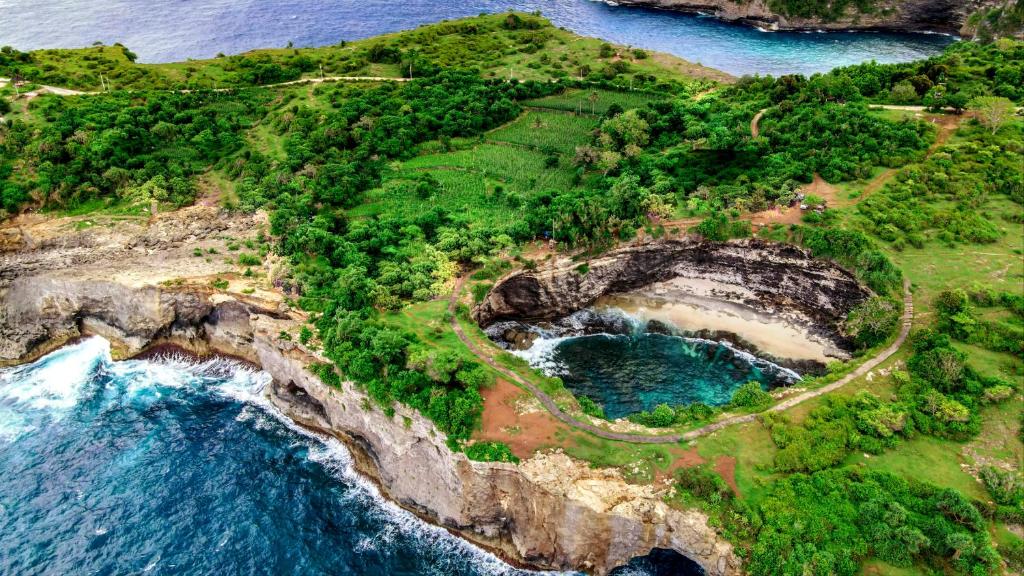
0, 0, 953, 76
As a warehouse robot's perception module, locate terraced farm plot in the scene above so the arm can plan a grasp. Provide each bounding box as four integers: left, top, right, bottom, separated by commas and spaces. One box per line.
524, 88, 667, 115
353, 143, 579, 228
486, 111, 598, 154
403, 144, 577, 192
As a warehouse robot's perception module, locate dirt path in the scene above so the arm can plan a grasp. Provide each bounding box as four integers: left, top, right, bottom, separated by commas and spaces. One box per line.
750, 108, 767, 138
450, 275, 913, 444
0, 75, 407, 99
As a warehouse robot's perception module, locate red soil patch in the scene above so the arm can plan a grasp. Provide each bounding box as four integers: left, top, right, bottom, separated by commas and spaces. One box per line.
476, 378, 568, 459
655, 445, 706, 483
801, 172, 840, 205
748, 172, 839, 228
713, 455, 741, 498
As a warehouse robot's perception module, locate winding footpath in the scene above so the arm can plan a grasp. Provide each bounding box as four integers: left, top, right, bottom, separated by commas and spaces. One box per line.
450, 275, 913, 444
0, 75, 407, 98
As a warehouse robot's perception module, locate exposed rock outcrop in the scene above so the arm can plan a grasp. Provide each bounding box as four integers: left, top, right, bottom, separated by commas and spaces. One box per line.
0, 213, 741, 575
615, 0, 1017, 36
255, 317, 739, 575
474, 238, 871, 358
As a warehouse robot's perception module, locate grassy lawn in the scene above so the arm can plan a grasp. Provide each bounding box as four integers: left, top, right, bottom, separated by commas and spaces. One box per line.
556, 430, 684, 483
693, 420, 779, 502
848, 435, 986, 500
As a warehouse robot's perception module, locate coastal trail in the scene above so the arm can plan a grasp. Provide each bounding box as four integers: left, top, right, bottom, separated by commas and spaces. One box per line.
0, 75, 408, 99
449, 275, 913, 444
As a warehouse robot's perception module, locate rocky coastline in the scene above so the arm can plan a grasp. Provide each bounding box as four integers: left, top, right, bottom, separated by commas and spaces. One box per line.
612, 0, 1013, 36
0, 210, 739, 575
0, 279, 739, 575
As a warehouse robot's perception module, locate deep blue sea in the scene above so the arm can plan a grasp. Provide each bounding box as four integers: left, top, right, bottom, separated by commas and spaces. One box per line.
0, 0, 953, 76
0, 338, 703, 575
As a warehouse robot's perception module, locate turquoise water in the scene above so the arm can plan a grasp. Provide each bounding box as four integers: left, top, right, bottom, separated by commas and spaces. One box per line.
0, 0, 953, 76
0, 338, 703, 575
524, 332, 793, 419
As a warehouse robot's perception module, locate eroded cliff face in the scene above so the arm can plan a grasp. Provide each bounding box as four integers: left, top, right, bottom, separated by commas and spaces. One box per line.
0, 209, 741, 575
474, 238, 871, 359
615, 0, 1012, 35
255, 317, 739, 575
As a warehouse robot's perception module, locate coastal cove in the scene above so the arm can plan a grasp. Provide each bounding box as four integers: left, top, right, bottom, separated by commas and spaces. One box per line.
0, 338, 704, 575
1, 5, 1021, 576
0, 0, 953, 76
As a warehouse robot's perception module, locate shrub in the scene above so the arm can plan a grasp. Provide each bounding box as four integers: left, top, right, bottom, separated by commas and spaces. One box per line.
730, 381, 772, 409
471, 282, 493, 304
979, 466, 1024, 507
749, 468, 999, 576
844, 296, 901, 349
465, 441, 519, 463
237, 253, 261, 266
675, 465, 733, 502
578, 396, 605, 419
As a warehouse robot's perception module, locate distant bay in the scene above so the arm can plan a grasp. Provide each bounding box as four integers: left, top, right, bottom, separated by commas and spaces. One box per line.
0, 0, 954, 76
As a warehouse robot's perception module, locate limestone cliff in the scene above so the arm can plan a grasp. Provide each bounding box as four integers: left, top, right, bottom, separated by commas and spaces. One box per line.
615, 0, 1018, 36
0, 278, 739, 575
474, 238, 871, 359
0, 209, 740, 575
256, 316, 739, 575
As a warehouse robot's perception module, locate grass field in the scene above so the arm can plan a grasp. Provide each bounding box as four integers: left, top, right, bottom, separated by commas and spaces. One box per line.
524, 88, 668, 115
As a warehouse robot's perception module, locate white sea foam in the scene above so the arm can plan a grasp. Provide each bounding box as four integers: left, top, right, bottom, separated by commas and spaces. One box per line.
509, 334, 573, 377
0, 336, 110, 412
0, 406, 35, 442
3, 338, 570, 575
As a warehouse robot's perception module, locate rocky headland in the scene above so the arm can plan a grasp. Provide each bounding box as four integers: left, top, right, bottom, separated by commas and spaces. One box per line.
614, 0, 1020, 36
0, 209, 739, 575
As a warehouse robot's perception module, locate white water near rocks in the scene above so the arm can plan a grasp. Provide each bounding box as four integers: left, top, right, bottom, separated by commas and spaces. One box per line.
0, 337, 574, 576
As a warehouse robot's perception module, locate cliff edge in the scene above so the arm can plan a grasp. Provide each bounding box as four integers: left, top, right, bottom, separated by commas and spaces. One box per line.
615, 0, 1022, 36
0, 209, 740, 575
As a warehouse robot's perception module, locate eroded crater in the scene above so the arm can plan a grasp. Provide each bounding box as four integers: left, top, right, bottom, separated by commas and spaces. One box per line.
474, 238, 871, 416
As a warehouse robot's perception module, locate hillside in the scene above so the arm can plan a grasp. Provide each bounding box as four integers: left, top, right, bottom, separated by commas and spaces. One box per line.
0, 13, 731, 93
1, 12, 1022, 576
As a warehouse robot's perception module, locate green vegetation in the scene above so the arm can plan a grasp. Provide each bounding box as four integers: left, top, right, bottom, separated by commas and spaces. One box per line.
729, 382, 773, 409
465, 440, 520, 463
0, 13, 724, 92
525, 88, 668, 115
768, 0, 877, 21
855, 121, 1023, 251
750, 468, 998, 575
844, 296, 901, 349
487, 111, 599, 153
2, 18, 1021, 576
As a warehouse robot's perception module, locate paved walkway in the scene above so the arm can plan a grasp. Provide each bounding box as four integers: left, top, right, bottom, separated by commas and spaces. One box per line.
450, 276, 913, 444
